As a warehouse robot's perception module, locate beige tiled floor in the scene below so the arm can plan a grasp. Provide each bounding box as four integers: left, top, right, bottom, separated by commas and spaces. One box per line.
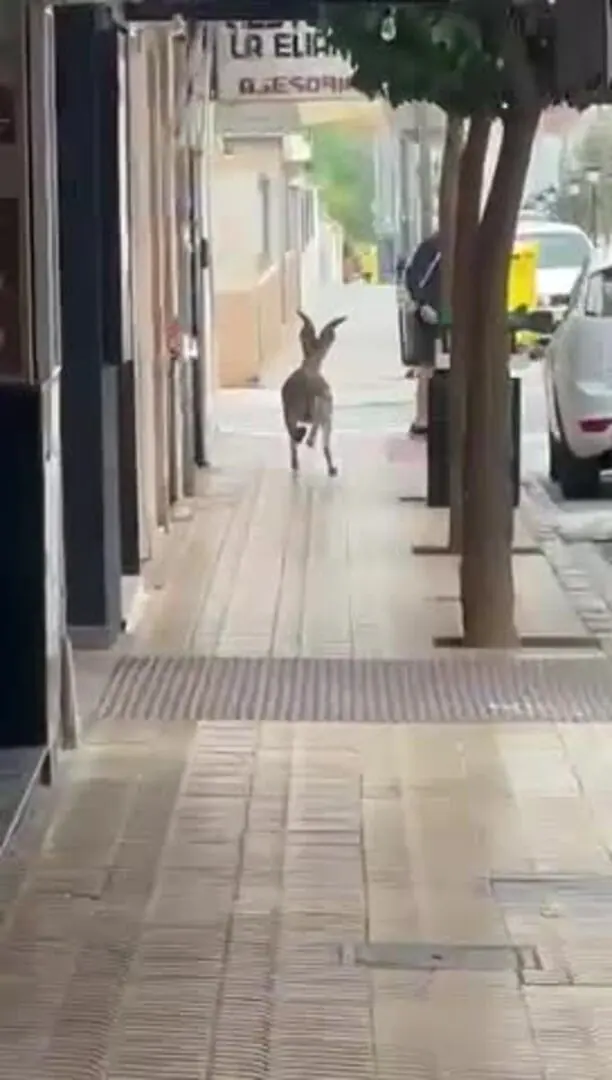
133, 428, 586, 653
4, 720, 612, 1077
129, 284, 587, 654
3, 287, 611, 1077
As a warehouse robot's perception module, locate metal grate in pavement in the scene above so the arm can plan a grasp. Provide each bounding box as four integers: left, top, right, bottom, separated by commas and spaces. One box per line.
340, 942, 541, 973
96, 654, 612, 724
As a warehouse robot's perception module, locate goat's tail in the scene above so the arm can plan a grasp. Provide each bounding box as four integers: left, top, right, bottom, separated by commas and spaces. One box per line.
284, 411, 308, 444
282, 398, 308, 444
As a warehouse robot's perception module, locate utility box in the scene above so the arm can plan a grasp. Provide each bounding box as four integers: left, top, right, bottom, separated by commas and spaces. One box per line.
508, 241, 537, 315
356, 243, 378, 283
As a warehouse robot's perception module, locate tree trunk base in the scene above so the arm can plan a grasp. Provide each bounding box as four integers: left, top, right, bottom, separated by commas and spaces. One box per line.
461, 547, 518, 648
462, 623, 519, 649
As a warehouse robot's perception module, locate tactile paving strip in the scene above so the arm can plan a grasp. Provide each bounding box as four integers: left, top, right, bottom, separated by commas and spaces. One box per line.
96, 654, 612, 724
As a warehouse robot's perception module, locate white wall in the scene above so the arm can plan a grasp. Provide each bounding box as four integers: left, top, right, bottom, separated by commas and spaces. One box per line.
299, 188, 320, 314
211, 141, 284, 292
299, 188, 344, 312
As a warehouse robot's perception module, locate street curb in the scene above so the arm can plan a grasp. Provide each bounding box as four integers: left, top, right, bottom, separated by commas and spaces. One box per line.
522, 479, 612, 642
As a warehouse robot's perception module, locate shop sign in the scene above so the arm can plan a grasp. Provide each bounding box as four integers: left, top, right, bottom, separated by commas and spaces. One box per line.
216, 20, 358, 101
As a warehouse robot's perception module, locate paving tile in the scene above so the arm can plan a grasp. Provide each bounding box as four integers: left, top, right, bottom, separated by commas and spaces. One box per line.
7, 713, 612, 1076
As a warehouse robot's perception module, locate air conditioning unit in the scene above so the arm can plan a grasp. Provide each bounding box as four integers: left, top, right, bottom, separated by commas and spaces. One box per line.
282, 133, 311, 165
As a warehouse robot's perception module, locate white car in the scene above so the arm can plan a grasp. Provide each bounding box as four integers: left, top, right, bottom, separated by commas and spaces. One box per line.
516, 218, 593, 329
545, 249, 612, 498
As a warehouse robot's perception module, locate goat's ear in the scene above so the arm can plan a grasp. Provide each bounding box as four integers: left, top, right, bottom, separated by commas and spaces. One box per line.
297, 310, 317, 358
320, 315, 347, 337
297, 310, 316, 336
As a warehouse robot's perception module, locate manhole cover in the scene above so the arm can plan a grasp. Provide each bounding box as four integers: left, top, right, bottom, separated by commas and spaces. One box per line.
96, 654, 612, 723
339, 942, 540, 973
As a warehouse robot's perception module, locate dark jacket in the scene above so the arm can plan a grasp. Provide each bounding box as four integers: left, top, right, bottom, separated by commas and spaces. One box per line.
404, 234, 441, 312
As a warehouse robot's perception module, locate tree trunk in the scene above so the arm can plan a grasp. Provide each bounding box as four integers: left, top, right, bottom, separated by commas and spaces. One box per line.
438, 114, 463, 320
448, 114, 491, 554
461, 105, 541, 647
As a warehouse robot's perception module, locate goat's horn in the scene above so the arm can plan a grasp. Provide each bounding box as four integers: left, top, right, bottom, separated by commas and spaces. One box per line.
320, 316, 347, 337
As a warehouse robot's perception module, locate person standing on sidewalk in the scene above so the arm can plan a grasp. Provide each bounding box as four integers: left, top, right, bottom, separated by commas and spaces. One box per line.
404, 232, 441, 437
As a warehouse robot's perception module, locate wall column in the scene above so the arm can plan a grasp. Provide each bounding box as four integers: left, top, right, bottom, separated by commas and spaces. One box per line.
55, 4, 123, 647
0, 1, 63, 761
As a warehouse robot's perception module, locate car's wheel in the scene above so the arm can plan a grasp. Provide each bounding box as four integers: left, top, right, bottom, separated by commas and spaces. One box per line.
556, 438, 600, 499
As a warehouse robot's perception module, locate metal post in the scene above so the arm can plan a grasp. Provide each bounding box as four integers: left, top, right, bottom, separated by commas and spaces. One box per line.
398, 131, 411, 255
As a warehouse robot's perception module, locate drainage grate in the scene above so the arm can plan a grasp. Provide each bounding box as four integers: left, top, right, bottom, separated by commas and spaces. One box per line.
95, 654, 612, 723
339, 942, 540, 974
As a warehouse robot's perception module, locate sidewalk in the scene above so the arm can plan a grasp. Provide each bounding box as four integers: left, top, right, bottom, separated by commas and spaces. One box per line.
132, 284, 590, 654
4, 285, 612, 1078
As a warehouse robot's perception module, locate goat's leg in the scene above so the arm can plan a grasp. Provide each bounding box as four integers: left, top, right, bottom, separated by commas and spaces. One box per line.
305, 421, 319, 449
290, 438, 299, 473
321, 401, 338, 477
307, 394, 326, 449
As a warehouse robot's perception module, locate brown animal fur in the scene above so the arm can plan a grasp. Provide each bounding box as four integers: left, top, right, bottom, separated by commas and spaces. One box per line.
281, 311, 346, 476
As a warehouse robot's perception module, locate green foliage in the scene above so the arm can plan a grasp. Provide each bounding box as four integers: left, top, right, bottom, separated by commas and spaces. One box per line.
321, 3, 501, 115
309, 125, 375, 242
319, 2, 559, 117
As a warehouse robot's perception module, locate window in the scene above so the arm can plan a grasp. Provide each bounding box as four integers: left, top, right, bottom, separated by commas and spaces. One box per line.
602, 270, 612, 316
565, 262, 589, 316
585, 269, 612, 317
258, 175, 271, 268
585, 273, 603, 316
520, 230, 591, 270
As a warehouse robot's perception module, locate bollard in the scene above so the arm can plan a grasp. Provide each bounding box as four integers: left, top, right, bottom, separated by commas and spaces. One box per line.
426, 370, 521, 508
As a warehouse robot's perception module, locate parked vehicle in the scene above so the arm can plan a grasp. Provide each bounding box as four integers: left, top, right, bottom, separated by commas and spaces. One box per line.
517, 218, 593, 330
545, 249, 612, 498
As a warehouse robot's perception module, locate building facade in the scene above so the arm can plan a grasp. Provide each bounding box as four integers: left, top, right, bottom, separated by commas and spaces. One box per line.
0, 4, 342, 833
211, 105, 324, 387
